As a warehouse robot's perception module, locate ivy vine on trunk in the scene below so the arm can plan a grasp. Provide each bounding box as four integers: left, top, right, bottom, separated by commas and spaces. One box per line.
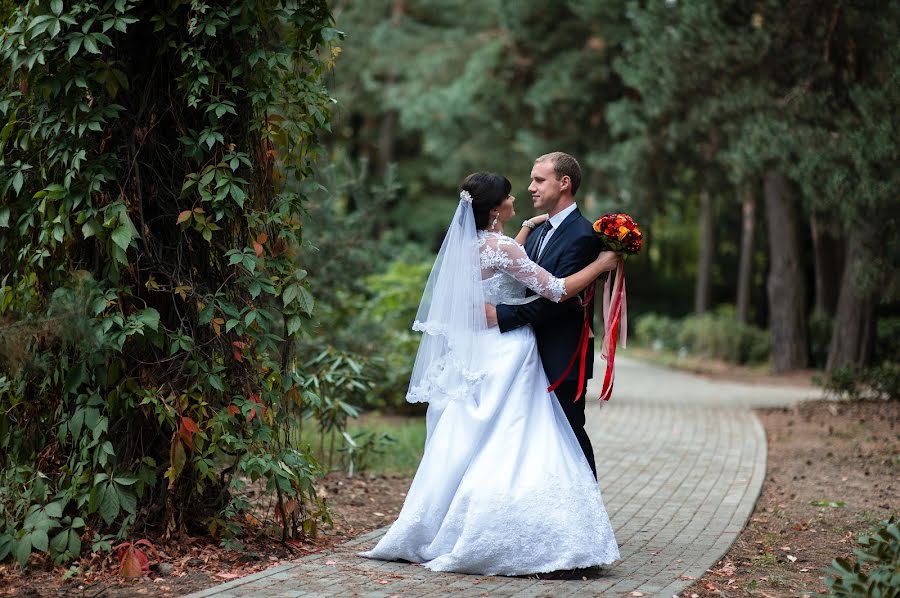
0, 0, 339, 566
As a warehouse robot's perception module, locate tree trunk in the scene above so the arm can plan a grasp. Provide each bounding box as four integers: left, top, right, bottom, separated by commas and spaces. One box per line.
736, 185, 756, 324
377, 110, 397, 175
375, 0, 406, 176
694, 189, 714, 314
809, 213, 842, 317
763, 171, 808, 372
825, 222, 879, 372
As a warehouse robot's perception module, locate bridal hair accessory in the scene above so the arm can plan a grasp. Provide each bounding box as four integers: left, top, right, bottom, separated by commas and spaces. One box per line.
460, 190, 473, 203
547, 213, 643, 403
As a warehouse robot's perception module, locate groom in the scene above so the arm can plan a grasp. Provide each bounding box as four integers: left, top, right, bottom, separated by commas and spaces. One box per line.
486, 152, 619, 478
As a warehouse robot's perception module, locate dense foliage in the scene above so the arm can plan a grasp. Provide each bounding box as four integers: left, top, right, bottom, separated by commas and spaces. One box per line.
826, 517, 900, 597
326, 0, 898, 384
0, 0, 339, 566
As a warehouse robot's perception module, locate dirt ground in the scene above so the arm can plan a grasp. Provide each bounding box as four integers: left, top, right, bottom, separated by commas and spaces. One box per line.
684, 399, 899, 598
1, 399, 897, 597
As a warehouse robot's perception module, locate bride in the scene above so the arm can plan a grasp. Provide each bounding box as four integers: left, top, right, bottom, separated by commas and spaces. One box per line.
360, 172, 620, 575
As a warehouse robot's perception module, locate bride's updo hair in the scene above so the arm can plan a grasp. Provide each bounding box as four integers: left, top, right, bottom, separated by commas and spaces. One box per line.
461, 172, 512, 230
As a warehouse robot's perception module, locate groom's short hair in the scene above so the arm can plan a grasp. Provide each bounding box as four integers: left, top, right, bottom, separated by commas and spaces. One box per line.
536, 151, 582, 196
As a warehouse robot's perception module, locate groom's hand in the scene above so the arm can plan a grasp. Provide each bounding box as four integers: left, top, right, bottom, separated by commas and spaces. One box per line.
485, 304, 498, 327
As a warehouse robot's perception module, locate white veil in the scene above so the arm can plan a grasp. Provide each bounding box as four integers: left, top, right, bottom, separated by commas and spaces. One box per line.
406, 191, 488, 407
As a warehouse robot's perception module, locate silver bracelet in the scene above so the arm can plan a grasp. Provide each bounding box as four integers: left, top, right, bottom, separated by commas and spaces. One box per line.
521, 220, 536, 230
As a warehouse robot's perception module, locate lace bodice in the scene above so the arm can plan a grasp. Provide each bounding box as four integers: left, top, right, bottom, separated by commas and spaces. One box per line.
478, 231, 565, 304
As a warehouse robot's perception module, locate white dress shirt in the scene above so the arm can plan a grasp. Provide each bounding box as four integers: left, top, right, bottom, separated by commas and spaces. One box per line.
537, 202, 578, 258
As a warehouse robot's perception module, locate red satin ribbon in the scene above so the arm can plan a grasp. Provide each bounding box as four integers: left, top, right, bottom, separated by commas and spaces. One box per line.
599, 262, 626, 401
546, 284, 595, 402
547, 262, 627, 402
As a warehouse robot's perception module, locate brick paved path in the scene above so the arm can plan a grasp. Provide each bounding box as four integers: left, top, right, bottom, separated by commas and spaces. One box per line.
187, 357, 819, 598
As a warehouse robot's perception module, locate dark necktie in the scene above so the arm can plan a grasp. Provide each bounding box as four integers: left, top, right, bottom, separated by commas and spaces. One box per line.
536, 221, 553, 260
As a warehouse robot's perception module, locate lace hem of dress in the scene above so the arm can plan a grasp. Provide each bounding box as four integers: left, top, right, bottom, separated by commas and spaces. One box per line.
360, 472, 620, 574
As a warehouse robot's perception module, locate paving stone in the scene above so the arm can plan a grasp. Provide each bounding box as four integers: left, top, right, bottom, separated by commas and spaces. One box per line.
186, 357, 818, 597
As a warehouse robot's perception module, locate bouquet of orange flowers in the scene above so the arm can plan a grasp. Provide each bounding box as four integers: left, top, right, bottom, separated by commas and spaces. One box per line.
593, 213, 643, 255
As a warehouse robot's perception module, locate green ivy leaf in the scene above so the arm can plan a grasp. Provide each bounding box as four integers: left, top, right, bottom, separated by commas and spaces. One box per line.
43, 501, 64, 519
287, 315, 303, 336
282, 283, 299, 307
134, 308, 160, 332
111, 224, 134, 250
295, 286, 314, 315
98, 483, 120, 524
117, 487, 137, 515
31, 529, 49, 553
16, 534, 32, 566
12, 171, 24, 195
83, 34, 100, 54
81, 219, 101, 239
50, 530, 68, 554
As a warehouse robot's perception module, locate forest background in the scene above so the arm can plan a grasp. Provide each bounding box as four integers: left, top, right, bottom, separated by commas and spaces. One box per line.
0, 0, 897, 579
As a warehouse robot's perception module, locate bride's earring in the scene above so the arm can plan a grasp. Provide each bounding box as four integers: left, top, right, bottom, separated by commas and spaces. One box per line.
491, 213, 499, 230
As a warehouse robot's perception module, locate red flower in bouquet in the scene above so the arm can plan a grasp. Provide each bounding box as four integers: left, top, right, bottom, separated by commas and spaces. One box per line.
592, 213, 643, 255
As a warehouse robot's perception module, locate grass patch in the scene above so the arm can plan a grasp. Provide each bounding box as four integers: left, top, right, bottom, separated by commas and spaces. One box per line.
297, 414, 426, 477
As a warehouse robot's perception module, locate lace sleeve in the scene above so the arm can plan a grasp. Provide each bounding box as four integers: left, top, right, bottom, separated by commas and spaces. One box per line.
485, 236, 566, 303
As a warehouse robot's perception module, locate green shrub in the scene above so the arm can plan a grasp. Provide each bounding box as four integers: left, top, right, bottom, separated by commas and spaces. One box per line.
876, 317, 900, 363
826, 517, 900, 597
635, 312, 683, 353
635, 307, 769, 364
826, 363, 900, 401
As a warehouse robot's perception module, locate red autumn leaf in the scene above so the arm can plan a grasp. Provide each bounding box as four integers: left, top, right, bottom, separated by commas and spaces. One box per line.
247, 394, 266, 419
227, 404, 239, 417
253, 241, 264, 257
232, 340, 245, 362
116, 543, 151, 578
179, 416, 200, 450
176, 210, 192, 225
257, 232, 269, 244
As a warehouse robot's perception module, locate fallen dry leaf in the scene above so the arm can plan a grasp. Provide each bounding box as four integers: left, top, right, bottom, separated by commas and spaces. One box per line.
325, 560, 337, 566
787, 555, 798, 563
215, 572, 241, 580
630, 592, 644, 597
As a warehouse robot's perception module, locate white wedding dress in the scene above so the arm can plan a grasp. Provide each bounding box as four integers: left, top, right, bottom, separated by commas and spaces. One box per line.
361, 231, 619, 575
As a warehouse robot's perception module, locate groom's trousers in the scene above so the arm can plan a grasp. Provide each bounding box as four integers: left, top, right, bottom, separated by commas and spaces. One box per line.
553, 380, 597, 479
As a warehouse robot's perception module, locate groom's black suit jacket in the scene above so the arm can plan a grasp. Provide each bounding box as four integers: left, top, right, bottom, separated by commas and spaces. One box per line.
496, 207, 602, 384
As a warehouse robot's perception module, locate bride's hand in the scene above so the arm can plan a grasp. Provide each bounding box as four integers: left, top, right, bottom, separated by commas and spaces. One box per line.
529, 213, 549, 226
